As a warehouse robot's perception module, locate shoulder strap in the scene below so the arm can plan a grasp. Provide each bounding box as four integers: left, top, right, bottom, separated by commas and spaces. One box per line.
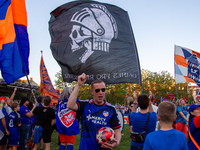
145, 112, 151, 132
189, 130, 200, 149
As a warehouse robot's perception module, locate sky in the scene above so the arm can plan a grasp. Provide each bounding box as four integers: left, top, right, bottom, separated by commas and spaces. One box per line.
18, 0, 200, 85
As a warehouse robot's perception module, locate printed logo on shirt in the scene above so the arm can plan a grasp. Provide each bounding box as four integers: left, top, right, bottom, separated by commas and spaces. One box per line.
43, 109, 47, 112
103, 111, 109, 117
86, 114, 107, 125
59, 109, 75, 128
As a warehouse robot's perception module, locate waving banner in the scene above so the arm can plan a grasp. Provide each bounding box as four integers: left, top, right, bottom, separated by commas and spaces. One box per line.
175, 45, 200, 87
0, 0, 30, 83
49, 1, 141, 84
40, 54, 59, 104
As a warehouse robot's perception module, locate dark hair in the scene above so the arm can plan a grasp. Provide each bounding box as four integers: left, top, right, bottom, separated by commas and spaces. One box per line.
20, 97, 30, 107
27, 101, 33, 110
37, 96, 44, 104
43, 96, 51, 106
91, 80, 105, 89
137, 95, 149, 110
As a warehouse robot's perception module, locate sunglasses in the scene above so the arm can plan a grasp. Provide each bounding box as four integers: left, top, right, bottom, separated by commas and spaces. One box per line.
94, 88, 106, 93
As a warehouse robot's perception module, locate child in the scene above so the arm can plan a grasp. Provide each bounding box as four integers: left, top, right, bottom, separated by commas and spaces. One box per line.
143, 101, 188, 150
8, 101, 21, 150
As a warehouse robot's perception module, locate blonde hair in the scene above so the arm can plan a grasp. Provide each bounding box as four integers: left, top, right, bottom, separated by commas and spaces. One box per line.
59, 87, 72, 101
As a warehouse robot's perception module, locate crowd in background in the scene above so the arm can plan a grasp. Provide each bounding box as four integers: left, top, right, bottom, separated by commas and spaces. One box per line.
1, 85, 200, 150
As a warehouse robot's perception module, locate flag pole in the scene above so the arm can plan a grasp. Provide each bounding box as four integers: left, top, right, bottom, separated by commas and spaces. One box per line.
24, 71, 37, 103
175, 83, 178, 100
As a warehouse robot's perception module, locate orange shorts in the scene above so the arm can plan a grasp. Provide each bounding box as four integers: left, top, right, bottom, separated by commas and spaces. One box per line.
58, 134, 76, 143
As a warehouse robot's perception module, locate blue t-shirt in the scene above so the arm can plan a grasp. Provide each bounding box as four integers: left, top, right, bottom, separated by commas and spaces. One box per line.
130, 112, 157, 146
20, 105, 31, 125
8, 111, 21, 140
177, 106, 188, 124
77, 99, 121, 150
56, 97, 80, 135
143, 129, 188, 150
188, 117, 200, 150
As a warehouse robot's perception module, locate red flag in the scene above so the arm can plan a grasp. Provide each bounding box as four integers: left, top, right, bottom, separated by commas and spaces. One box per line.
40, 55, 59, 103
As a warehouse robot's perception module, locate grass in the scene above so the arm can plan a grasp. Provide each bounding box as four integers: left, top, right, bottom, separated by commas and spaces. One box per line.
49, 125, 131, 150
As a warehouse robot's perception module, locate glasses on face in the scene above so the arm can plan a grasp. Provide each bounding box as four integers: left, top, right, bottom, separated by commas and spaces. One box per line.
94, 88, 106, 93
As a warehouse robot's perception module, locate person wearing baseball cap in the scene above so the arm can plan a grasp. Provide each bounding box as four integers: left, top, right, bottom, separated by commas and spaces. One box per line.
188, 104, 200, 150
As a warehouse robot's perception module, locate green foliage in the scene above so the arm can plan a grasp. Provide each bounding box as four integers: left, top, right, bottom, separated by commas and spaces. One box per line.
54, 70, 67, 89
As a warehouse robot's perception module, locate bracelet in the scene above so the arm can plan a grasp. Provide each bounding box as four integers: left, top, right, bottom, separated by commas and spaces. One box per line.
0, 104, 3, 106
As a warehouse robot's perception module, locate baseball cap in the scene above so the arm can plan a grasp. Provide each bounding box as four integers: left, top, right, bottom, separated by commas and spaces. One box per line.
189, 104, 200, 113
0, 97, 8, 101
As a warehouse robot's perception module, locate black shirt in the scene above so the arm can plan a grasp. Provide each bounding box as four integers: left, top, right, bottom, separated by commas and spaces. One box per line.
32, 106, 55, 129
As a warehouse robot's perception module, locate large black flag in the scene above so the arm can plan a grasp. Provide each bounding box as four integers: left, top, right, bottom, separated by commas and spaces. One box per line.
49, 0, 141, 85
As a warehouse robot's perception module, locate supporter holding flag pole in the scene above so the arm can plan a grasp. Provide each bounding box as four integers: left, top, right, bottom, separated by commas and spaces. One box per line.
40, 51, 59, 104
0, 0, 37, 102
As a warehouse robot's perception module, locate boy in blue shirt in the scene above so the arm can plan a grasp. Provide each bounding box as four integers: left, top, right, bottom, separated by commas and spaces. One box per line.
8, 101, 21, 150
143, 101, 188, 150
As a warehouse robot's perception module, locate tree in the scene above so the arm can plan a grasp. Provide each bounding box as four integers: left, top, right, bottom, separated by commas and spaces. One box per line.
54, 70, 67, 89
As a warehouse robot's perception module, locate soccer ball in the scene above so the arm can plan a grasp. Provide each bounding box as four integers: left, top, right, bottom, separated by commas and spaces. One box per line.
96, 127, 115, 145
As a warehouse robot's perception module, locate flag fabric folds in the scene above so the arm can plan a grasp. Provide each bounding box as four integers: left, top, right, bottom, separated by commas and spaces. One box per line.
161, 96, 168, 102
124, 92, 129, 101
49, 1, 141, 85
167, 92, 174, 100
153, 96, 156, 104
0, 0, 30, 83
40, 55, 59, 104
175, 45, 200, 87
181, 95, 188, 103
172, 97, 176, 103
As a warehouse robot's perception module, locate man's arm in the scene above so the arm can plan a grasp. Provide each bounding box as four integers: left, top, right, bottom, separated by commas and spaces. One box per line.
51, 119, 56, 126
148, 91, 153, 112
1, 117, 9, 135
67, 73, 88, 111
26, 103, 38, 118
7, 88, 17, 106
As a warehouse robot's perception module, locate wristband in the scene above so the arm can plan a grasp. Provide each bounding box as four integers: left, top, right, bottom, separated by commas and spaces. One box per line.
0, 104, 3, 106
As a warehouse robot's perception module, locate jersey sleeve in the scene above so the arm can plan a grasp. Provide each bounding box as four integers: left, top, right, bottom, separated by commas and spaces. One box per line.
177, 106, 182, 113
76, 100, 88, 113
110, 107, 121, 130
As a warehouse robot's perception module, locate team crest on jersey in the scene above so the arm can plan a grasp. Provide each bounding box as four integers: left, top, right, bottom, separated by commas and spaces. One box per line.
59, 110, 75, 128
103, 111, 109, 117
43, 109, 47, 112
